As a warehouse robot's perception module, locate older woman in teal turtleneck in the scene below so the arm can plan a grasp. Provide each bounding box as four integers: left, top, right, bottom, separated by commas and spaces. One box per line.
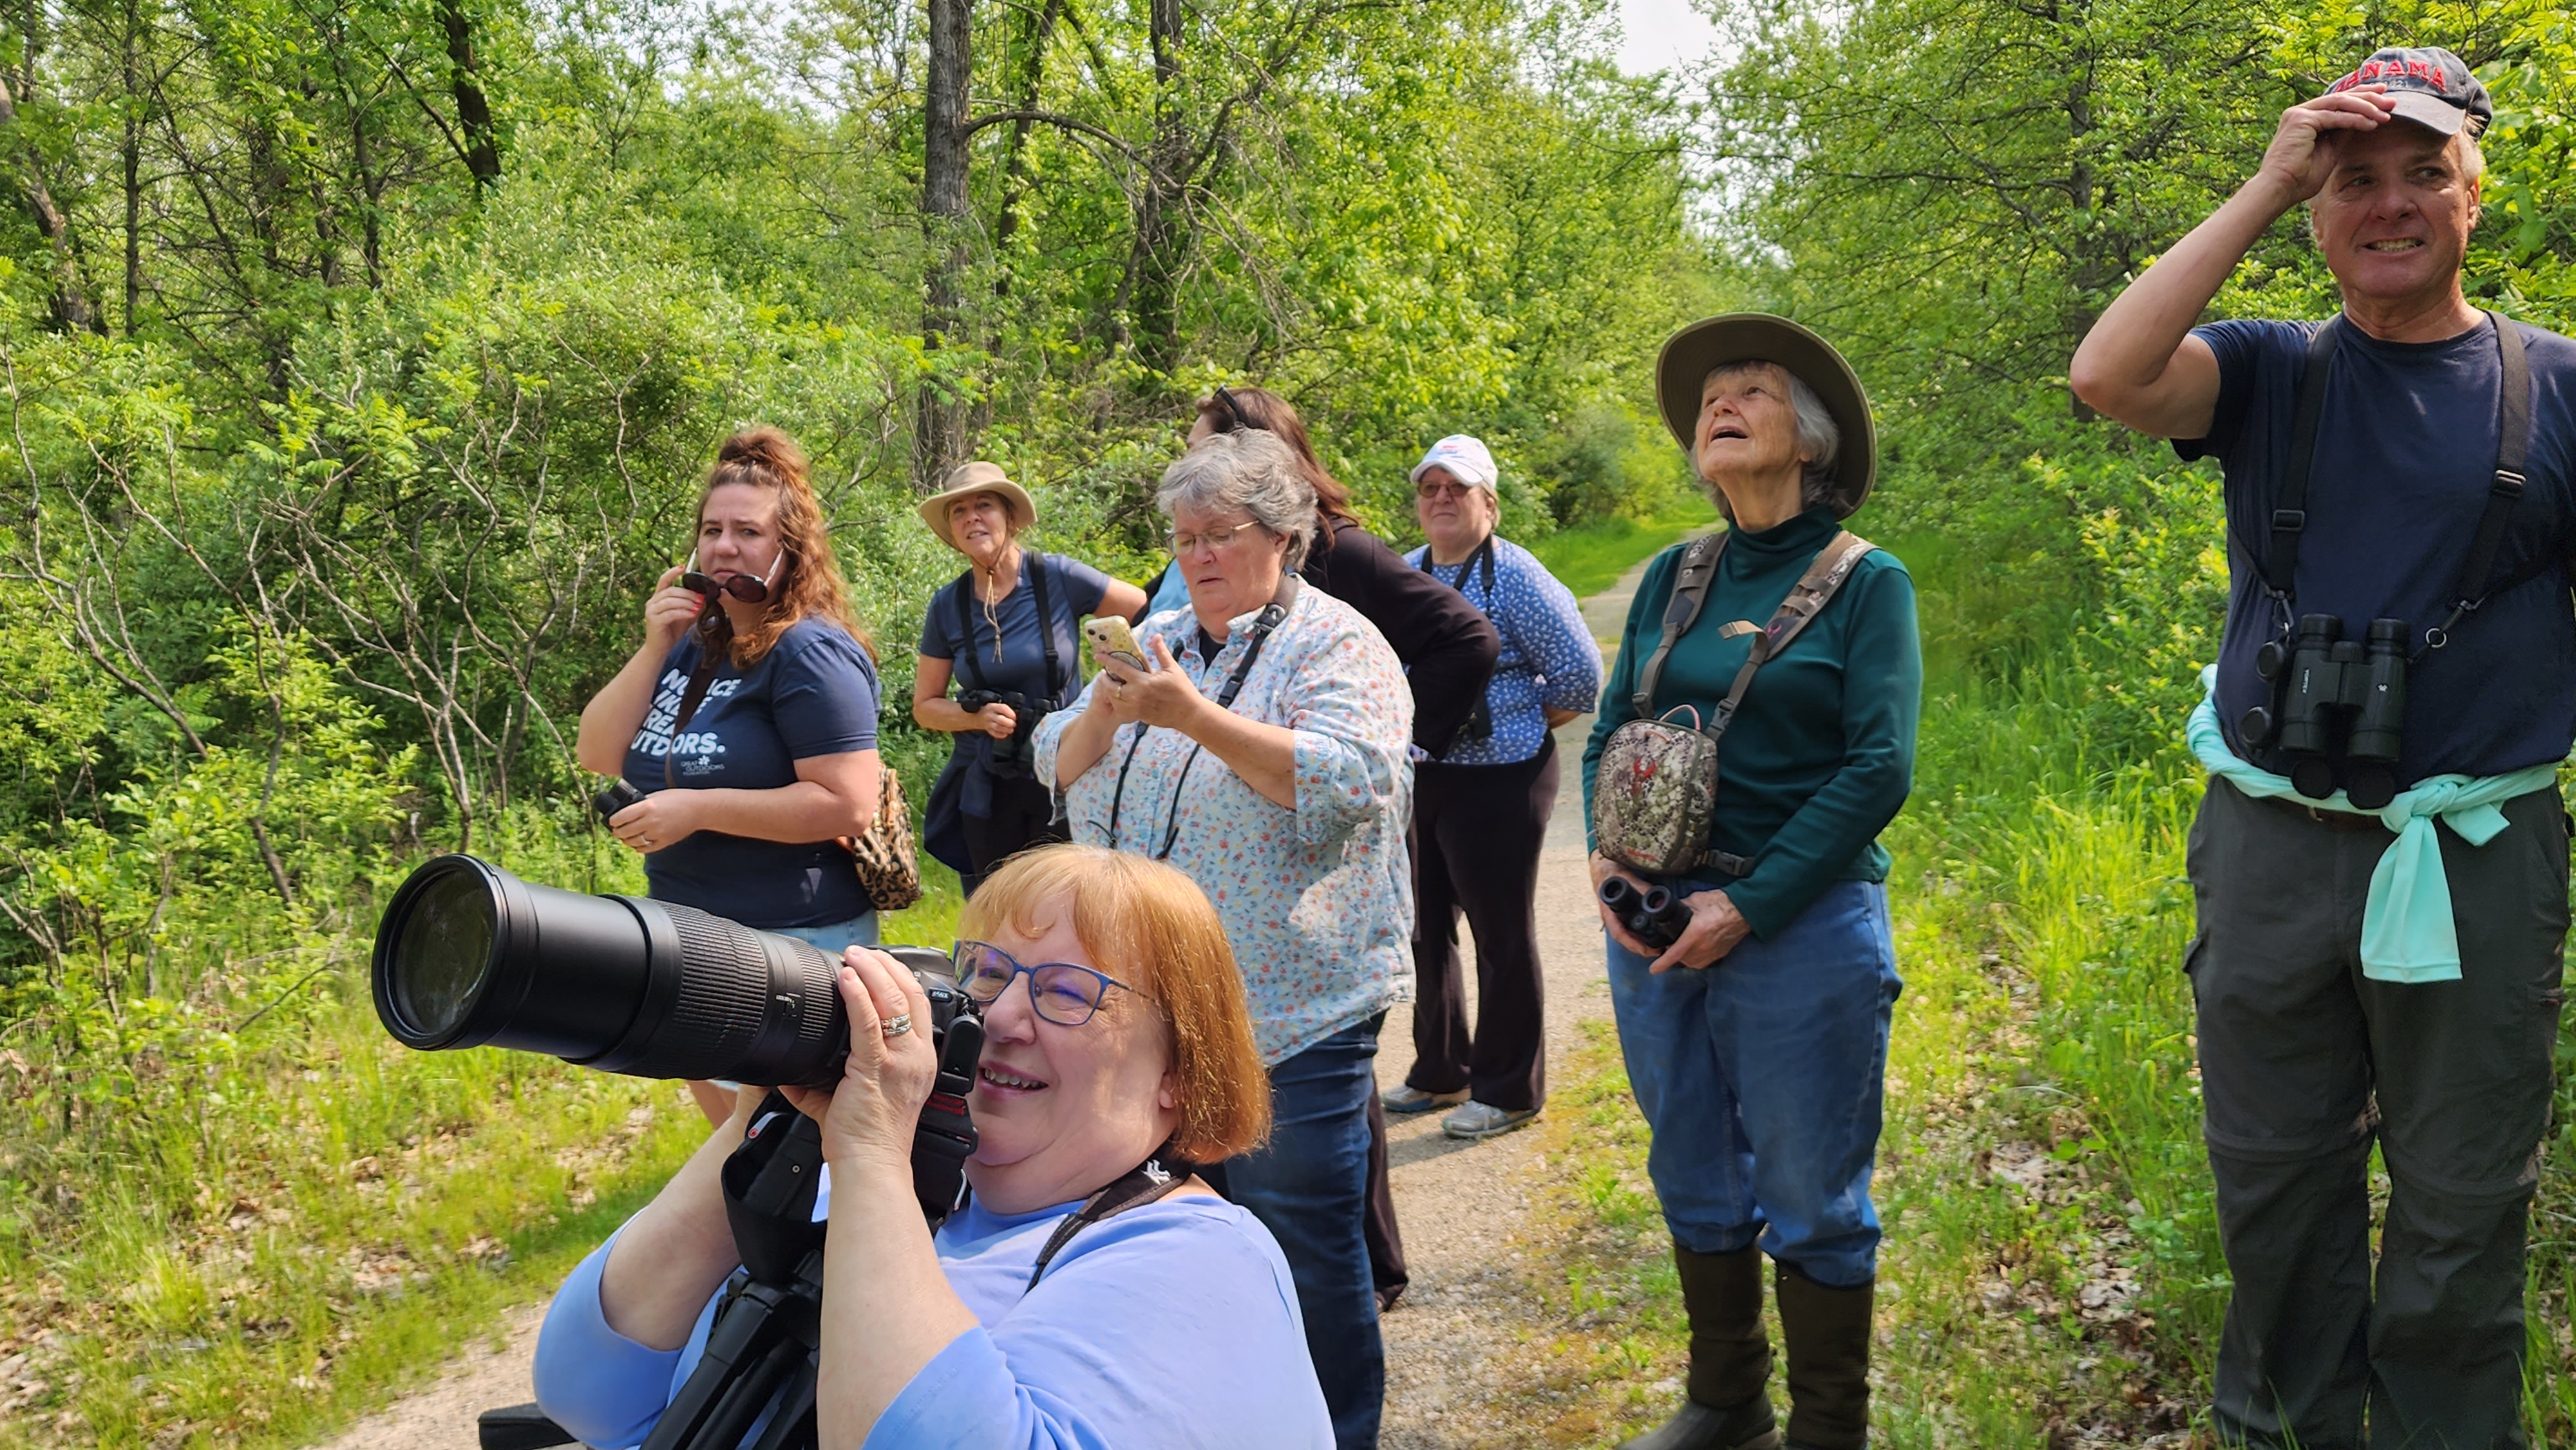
1583, 315, 1919, 1450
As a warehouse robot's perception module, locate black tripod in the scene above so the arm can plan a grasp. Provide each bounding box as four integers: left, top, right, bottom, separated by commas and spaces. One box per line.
478, 1023, 985, 1450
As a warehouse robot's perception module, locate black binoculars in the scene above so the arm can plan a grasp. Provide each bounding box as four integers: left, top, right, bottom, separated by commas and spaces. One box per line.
2240, 613, 2407, 809
1599, 874, 1692, 951
958, 688, 1048, 778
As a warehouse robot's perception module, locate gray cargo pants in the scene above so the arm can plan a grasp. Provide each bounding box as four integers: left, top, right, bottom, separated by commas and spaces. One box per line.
2186, 777, 2568, 1450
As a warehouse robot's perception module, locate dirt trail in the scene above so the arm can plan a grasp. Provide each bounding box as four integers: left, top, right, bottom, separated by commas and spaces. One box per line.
312, 560, 1658, 1450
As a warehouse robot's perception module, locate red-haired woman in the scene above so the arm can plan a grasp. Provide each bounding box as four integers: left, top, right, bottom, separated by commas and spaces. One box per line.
576, 427, 887, 954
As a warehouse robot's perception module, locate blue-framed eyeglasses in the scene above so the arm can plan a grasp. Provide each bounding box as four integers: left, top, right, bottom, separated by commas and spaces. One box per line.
949, 941, 1133, 1026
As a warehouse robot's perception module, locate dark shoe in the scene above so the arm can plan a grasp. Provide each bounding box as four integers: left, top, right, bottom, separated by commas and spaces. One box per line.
1774, 1263, 1873, 1450
1615, 1398, 1781, 1450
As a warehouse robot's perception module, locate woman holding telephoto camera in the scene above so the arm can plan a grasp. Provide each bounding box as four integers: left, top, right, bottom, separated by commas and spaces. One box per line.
574, 426, 886, 957
913, 461, 1148, 896
529, 845, 1332, 1449
1036, 429, 1414, 1450
1584, 317, 1918, 1450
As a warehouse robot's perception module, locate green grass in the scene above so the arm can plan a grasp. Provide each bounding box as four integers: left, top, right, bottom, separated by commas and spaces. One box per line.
1528, 502, 1721, 598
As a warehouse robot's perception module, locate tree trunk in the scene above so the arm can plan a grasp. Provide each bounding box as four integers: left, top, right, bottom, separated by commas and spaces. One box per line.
915, 0, 974, 490
0, 62, 95, 333
1124, 0, 1189, 379
440, 0, 502, 191
992, 0, 1063, 301
119, 0, 139, 335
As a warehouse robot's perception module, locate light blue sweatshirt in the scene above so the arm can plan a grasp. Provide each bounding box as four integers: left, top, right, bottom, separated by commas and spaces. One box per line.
533, 1185, 1333, 1450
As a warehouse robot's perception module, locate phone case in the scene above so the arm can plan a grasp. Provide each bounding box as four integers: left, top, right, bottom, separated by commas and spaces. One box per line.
1084, 617, 1151, 673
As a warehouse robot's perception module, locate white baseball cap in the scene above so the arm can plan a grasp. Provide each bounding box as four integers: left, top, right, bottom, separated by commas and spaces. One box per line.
1410, 435, 1499, 493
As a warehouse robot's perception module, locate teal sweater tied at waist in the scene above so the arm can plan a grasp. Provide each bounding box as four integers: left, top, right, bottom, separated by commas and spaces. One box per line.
2186, 664, 2561, 984
1582, 508, 1923, 939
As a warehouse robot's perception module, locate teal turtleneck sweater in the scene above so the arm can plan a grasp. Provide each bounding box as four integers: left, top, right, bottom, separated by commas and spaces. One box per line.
1582, 507, 1922, 940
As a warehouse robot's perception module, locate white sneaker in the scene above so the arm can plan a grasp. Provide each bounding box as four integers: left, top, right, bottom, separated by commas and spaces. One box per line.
1381, 1084, 1468, 1114
1442, 1100, 1538, 1139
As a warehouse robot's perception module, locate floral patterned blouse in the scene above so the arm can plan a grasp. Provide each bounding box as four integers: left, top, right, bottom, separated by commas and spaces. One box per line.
1032, 583, 1416, 1065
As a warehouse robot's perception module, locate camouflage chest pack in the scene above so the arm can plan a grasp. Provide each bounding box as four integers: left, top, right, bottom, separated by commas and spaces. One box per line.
1592, 529, 1875, 878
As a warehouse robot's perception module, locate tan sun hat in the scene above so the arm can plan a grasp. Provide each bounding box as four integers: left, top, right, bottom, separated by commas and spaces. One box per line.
1654, 313, 1877, 518
918, 461, 1038, 552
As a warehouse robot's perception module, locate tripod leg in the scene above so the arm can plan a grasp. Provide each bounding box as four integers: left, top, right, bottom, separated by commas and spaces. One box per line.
743, 1352, 819, 1450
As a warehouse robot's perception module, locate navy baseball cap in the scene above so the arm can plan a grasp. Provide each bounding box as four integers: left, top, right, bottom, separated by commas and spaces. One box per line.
2325, 46, 2492, 137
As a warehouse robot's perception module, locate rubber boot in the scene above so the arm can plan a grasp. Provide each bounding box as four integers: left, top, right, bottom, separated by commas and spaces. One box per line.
1774, 1263, 1873, 1450
1616, 1243, 1780, 1450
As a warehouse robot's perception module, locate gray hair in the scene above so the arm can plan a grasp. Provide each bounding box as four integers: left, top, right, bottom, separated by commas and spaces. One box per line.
1158, 429, 1320, 570
1703, 361, 1842, 513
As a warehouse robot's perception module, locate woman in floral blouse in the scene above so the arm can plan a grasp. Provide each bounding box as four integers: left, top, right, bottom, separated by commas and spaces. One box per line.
1035, 428, 1413, 1450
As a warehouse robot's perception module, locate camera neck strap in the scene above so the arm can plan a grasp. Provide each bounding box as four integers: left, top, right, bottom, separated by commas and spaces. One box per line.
1419, 533, 1497, 605
1023, 1153, 1193, 1294
1107, 575, 1300, 861
2262, 312, 2534, 652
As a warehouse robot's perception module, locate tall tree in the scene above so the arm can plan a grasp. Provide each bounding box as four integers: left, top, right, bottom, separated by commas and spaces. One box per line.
917, 0, 975, 488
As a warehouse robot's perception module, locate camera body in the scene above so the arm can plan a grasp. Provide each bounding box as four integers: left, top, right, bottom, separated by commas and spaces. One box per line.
1599, 874, 1693, 951
2241, 613, 2407, 809
956, 688, 1050, 780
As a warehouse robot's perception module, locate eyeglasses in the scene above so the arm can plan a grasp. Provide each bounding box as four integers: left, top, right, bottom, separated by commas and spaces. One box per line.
1213, 384, 1249, 432
1415, 480, 1476, 500
681, 549, 770, 603
950, 941, 1133, 1027
1166, 520, 1264, 557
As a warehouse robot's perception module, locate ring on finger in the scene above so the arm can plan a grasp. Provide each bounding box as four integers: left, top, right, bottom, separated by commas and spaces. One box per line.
881, 1012, 914, 1037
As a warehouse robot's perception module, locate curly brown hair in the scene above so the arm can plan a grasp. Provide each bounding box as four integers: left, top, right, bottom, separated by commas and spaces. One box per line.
696, 427, 875, 666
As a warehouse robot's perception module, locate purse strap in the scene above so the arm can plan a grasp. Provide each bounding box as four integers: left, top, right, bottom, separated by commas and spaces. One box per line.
1632, 532, 1730, 717
1701, 531, 1875, 741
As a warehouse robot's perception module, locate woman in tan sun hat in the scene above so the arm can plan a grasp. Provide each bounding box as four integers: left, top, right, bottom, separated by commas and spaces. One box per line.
914, 461, 1147, 895
1584, 315, 1920, 1450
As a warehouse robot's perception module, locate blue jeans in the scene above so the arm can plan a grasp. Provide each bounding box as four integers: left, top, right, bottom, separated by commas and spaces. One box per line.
1217, 1015, 1385, 1450
1605, 880, 1900, 1288
768, 913, 880, 956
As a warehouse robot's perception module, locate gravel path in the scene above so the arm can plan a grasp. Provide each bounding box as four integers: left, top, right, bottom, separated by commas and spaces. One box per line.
312, 560, 1656, 1450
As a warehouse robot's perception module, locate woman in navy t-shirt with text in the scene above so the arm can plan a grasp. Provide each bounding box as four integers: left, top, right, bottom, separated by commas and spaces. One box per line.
576, 427, 886, 956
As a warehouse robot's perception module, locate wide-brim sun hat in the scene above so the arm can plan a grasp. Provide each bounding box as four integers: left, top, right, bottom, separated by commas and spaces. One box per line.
1654, 313, 1877, 519
918, 461, 1039, 552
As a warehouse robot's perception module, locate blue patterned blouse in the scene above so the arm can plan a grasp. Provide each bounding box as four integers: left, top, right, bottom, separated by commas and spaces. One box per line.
1404, 534, 1602, 766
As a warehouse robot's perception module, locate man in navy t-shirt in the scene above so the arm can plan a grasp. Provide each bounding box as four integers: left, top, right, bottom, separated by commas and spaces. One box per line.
2072, 48, 2571, 1450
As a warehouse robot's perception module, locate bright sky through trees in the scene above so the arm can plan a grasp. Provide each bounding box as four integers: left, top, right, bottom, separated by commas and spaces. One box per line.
1616, 0, 1719, 75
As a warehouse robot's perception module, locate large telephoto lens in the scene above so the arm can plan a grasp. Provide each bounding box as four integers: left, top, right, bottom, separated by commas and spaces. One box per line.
372, 854, 913, 1085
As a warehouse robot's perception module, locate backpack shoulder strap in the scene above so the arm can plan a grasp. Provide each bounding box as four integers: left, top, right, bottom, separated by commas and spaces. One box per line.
1631, 532, 1728, 717
1705, 531, 1877, 740
1028, 551, 1064, 702
2425, 314, 2533, 645
947, 573, 989, 692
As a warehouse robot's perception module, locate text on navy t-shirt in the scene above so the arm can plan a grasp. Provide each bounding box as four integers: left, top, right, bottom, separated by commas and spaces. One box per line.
2179, 315, 2576, 787
620, 615, 882, 928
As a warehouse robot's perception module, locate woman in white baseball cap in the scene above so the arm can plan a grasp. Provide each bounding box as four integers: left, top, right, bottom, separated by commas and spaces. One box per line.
1385, 435, 1600, 1145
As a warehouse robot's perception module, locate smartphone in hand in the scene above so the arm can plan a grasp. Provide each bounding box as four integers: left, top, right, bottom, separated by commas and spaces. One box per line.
1083, 616, 1152, 674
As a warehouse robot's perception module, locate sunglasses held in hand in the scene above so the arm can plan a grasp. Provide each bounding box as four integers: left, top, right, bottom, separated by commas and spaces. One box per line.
681, 549, 771, 603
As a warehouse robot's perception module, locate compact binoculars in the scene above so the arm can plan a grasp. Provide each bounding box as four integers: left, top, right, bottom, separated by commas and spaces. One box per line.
1599, 874, 1692, 951
2240, 613, 2407, 810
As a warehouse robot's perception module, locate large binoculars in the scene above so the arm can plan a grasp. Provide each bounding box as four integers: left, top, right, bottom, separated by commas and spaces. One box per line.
1599, 874, 1692, 951
2240, 614, 2407, 809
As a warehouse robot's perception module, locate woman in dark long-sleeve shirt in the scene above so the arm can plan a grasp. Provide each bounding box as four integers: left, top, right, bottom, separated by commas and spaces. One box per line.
1584, 316, 1918, 1450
